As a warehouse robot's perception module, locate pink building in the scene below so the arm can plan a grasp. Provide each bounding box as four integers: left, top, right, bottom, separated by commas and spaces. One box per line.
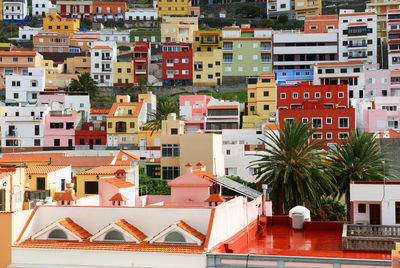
365, 68, 391, 97
43, 112, 77, 149
99, 173, 135, 207
179, 95, 211, 133
363, 97, 400, 133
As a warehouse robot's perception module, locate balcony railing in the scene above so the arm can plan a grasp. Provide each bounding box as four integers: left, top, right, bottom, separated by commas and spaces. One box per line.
5, 131, 17, 137
102, 56, 112, 60
349, 54, 367, 59
135, 69, 146, 74
348, 43, 367, 48
102, 68, 112, 72
342, 224, 400, 251
261, 46, 271, 51
223, 45, 233, 51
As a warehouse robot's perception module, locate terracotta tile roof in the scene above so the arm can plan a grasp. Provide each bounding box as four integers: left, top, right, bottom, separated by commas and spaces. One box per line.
102, 177, 134, 188
58, 218, 92, 239
175, 220, 205, 241
25, 165, 69, 175
90, 109, 110, 114
0, 171, 15, 180
92, 46, 112, 49
77, 165, 133, 175
109, 193, 129, 201
107, 102, 144, 118
378, 129, 400, 139
58, 191, 78, 201
0, 51, 37, 56
192, 169, 217, 182
14, 239, 205, 254
114, 219, 147, 241
0, 153, 63, 163
265, 123, 279, 131
53, 156, 115, 167
196, 161, 206, 166
114, 150, 140, 165
204, 194, 225, 203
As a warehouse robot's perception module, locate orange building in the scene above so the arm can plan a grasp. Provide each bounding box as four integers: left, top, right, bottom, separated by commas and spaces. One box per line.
0, 51, 43, 89
64, 56, 91, 74
304, 15, 338, 33
93, 1, 127, 22
33, 31, 71, 54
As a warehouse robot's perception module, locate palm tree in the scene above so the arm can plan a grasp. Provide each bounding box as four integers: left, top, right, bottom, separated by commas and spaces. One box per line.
250, 119, 336, 215
327, 131, 390, 218
145, 95, 183, 135
69, 72, 98, 97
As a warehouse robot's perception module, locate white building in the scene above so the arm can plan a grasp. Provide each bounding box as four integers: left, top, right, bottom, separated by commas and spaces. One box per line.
205, 99, 242, 133
387, 9, 400, 70
90, 41, 117, 87
5, 67, 45, 106
267, 0, 295, 20
350, 181, 400, 225
32, 0, 55, 17
17, 26, 42, 40
99, 29, 130, 44
1, 106, 49, 150
125, 8, 158, 21
3, 0, 28, 22
338, 9, 377, 65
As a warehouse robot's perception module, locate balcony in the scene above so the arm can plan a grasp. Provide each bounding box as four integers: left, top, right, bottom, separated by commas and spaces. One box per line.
134, 57, 147, 63
223, 45, 233, 51
261, 45, 271, 51
348, 43, 367, 48
5, 130, 17, 137
102, 56, 112, 60
102, 67, 112, 72
348, 54, 367, 59
135, 69, 146, 74
25, 190, 50, 202
200, 38, 219, 45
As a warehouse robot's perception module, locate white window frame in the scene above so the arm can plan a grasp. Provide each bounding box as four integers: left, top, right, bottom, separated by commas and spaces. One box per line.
312, 117, 323, 128
338, 92, 344, 98
326, 132, 332, 140
338, 117, 349, 128
312, 133, 323, 140
326, 92, 332, 98
280, 93, 286, 99
293, 92, 298, 99
304, 92, 309, 99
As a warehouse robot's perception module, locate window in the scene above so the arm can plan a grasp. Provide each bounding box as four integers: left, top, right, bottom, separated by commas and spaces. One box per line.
304, 92, 309, 99
162, 166, 180, 180
358, 203, 366, 213
66, 123, 74, 130
339, 117, 349, 128
48, 229, 68, 240
326, 117, 332, 124
280, 93, 286, 99
85, 181, 98, 194
13, 57, 18, 62
312, 133, 323, 140
326, 133, 332, 140
315, 92, 321, 98
302, 118, 308, 123
162, 144, 179, 157
312, 118, 322, 128
250, 106, 255, 112
13, 93, 18, 99
50, 123, 63, 128
326, 92, 332, 98
264, 105, 269, 110
54, 139, 60, 146
264, 91, 269, 97
293, 93, 298, 99
250, 93, 255, 98
226, 149, 230, 155
35, 125, 40, 135
104, 231, 125, 241
34, 139, 40, 146
164, 232, 186, 243
108, 122, 112, 128
338, 92, 344, 98
339, 133, 349, 139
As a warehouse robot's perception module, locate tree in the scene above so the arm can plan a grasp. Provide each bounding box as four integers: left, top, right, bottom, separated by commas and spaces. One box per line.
234, 3, 261, 18
80, 18, 92, 30
262, 18, 274, 28
278, 14, 289, 24
311, 199, 347, 222
250, 119, 336, 215
144, 96, 183, 135
327, 131, 390, 218
69, 72, 99, 98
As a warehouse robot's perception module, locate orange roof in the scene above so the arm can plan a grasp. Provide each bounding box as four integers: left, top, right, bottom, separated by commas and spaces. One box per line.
379, 129, 400, 139
58, 218, 92, 239
339, 12, 376, 17
0, 171, 15, 180
314, 61, 364, 66
25, 165, 69, 175
204, 194, 225, 203
0, 153, 63, 163
305, 15, 338, 20
260, 73, 275, 77
90, 109, 110, 114
77, 165, 133, 175
192, 169, 217, 182
0, 51, 37, 56
207, 105, 238, 109
114, 150, 140, 165
102, 177, 134, 188
58, 191, 78, 201
109, 193, 129, 201
53, 156, 115, 167
196, 161, 206, 166
175, 220, 205, 241
14, 239, 204, 254
107, 102, 144, 118
92, 46, 112, 49
114, 219, 147, 241
265, 123, 279, 131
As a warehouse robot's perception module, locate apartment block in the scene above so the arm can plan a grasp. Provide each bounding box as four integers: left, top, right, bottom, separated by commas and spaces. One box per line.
243, 74, 277, 128
158, 0, 192, 17
113, 60, 134, 86
222, 27, 272, 80
70, 31, 100, 52
43, 111, 76, 149
99, 29, 130, 44
17, 26, 41, 41
75, 122, 107, 149
0, 51, 43, 89
179, 95, 211, 133
130, 29, 161, 43
304, 15, 338, 33
277, 83, 356, 145
3, 0, 28, 22
93, 1, 126, 22
338, 10, 377, 64
295, 0, 321, 20
33, 31, 72, 54
32, 0, 55, 17
363, 96, 400, 133
272, 31, 338, 70
161, 16, 198, 43
387, 9, 400, 70
64, 56, 90, 74
125, 8, 158, 21
5, 67, 45, 106
43, 13, 80, 34
56, 0, 93, 19
274, 69, 314, 85
267, 0, 295, 20
133, 42, 150, 83
205, 98, 240, 133
90, 41, 117, 87
367, 0, 400, 40
162, 42, 193, 86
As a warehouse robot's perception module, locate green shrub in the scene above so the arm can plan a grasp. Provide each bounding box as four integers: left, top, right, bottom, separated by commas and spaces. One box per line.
311, 198, 347, 222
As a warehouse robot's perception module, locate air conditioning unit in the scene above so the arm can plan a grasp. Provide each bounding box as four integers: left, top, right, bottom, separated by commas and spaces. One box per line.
268, 118, 277, 122
270, 112, 276, 117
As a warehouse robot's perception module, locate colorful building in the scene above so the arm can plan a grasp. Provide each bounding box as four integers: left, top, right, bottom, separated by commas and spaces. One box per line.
179, 94, 212, 133
113, 60, 134, 86
158, 0, 191, 17
274, 69, 314, 86
56, 0, 92, 19
43, 111, 76, 149
304, 15, 338, 33
243, 74, 277, 128
295, 0, 322, 20
222, 27, 272, 81
33, 31, 73, 54
130, 29, 161, 43
90, 41, 117, 87
106, 96, 147, 148
161, 16, 198, 43
93, 1, 126, 22
75, 122, 107, 150
0, 153, 63, 167
64, 56, 91, 74
387, 9, 400, 70
133, 42, 150, 83
205, 98, 240, 133
277, 83, 356, 145
43, 13, 80, 34
162, 42, 193, 86
363, 96, 400, 133
367, 0, 400, 40
3, 0, 28, 22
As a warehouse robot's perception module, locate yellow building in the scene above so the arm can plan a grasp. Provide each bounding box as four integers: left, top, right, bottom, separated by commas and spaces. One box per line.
161, 16, 198, 43
76, 165, 134, 197
158, 0, 190, 17
368, 0, 400, 39
0, 153, 64, 167
243, 73, 277, 128
43, 13, 80, 34
0, 43, 10, 51
295, 0, 322, 20
24, 165, 71, 200
106, 95, 146, 148
160, 113, 224, 180
114, 61, 134, 86
193, 49, 222, 86
42, 59, 63, 75
193, 30, 222, 52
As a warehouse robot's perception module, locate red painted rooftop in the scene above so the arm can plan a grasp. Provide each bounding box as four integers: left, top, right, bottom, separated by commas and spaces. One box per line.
211, 216, 391, 260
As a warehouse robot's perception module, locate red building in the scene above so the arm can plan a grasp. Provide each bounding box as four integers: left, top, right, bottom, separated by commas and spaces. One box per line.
133, 42, 150, 84
57, 2, 93, 19
75, 122, 107, 148
162, 42, 193, 86
277, 83, 355, 145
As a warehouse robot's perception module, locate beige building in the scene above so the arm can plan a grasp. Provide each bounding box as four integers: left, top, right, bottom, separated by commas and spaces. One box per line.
295, 0, 322, 20
64, 56, 91, 74
160, 114, 224, 180
161, 16, 198, 43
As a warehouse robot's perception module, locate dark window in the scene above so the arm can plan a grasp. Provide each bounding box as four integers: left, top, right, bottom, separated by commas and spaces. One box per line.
95, 139, 102, 145
250, 106, 255, 111
208, 74, 213, 79
50, 123, 63, 128
216, 72, 220, 77
37, 178, 45, 190
250, 93, 255, 98
326, 69, 334, 74
162, 166, 180, 180
84, 181, 98, 194
215, 61, 220, 66
358, 203, 366, 213
108, 122, 112, 128
196, 74, 201, 79
354, 68, 361, 73
396, 202, 400, 224
54, 139, 60, 146
208, 64, 213, 68
34, 139, 40, 146
162, 144, 179, 157
264, 105, 269, 110
79, 139, 85, 145
264, 91, 269, 96
66, 122, 74, 129
340, 68, 347, 73
171, 128, 178, 135
130, 122, 135, 128
208, 109, 238, 116
61, 179, 66, 191
35, 125, 40, 135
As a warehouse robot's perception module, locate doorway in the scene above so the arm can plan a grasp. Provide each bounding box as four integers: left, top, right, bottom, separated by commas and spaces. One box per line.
369, 204, 381, 225
37, 177, 46, 190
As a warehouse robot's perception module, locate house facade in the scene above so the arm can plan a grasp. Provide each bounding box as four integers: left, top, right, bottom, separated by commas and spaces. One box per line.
90, 41, 117, 87
162, 42, 193, 86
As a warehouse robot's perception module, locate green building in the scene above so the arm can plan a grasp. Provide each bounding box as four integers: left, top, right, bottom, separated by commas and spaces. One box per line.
130, 29, 161, 43
222, 27, 273, 80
